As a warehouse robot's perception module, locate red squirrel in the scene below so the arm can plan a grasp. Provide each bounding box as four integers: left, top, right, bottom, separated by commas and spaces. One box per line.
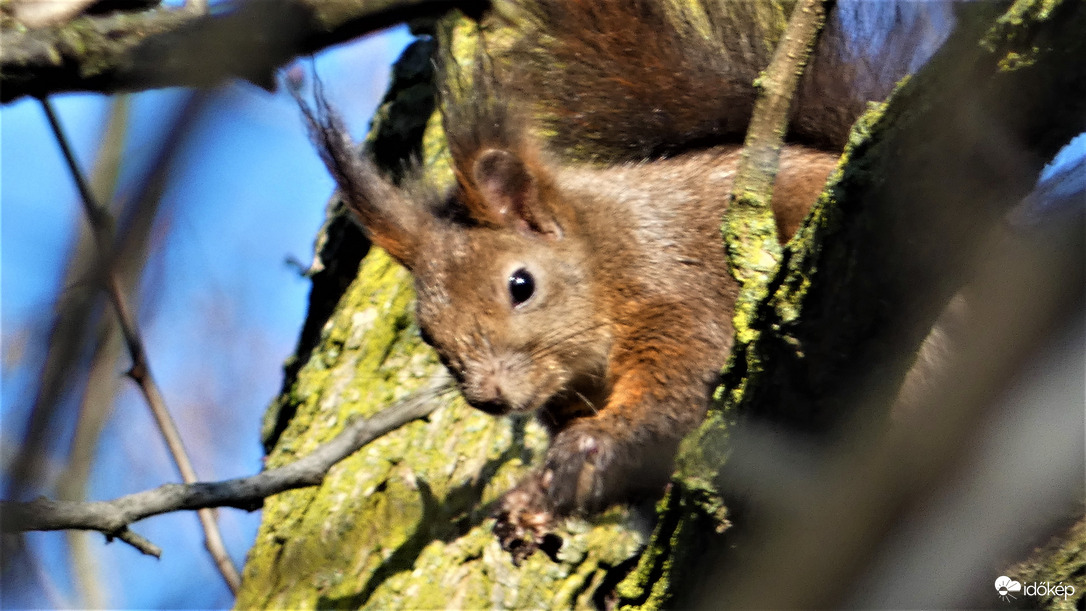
298, 0, 933, 565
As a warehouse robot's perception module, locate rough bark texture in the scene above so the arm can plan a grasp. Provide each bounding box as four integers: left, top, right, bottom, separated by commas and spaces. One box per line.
237, 1, 1085, 608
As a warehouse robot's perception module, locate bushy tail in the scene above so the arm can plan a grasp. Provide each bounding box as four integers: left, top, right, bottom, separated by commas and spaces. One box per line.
493, 0, 947, 161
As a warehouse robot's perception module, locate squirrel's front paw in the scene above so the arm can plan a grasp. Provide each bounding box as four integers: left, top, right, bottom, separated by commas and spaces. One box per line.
543, 425, 616, 514
493, 474, 563, 566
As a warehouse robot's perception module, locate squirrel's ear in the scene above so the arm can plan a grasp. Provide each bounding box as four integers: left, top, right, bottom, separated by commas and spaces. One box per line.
340, 165, 421, 269
472, 149, 563, 240
318, 143, 421, 269
294, 88, 421, 268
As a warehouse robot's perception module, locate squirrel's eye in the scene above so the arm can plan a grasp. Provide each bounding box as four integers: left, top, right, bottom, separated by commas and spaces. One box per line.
508, 268, 535, 306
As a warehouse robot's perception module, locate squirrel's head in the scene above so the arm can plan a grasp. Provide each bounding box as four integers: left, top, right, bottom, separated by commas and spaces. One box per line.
412, 149, 610, 417
299, 95, 612, 417
338, 143, 612, 417
412, 222, 609, 417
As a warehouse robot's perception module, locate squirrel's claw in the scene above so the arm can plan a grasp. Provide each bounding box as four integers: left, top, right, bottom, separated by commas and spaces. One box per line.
493, 473, 563, 566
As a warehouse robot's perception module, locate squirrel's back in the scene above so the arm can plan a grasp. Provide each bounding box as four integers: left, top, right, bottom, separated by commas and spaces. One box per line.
454, 0, 947, 163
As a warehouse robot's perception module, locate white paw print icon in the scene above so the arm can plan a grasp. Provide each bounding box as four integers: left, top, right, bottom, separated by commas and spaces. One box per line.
995, 575, 1022, 602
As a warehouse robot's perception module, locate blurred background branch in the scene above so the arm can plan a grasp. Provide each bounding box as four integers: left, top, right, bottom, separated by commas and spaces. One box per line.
38, 95, 242, 590
54, 95, 130, 610
1, 0, 482, 104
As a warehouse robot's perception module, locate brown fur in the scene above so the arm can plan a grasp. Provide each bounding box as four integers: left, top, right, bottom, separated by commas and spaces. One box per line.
299, 0, 923, 565
496, 0, 882, 160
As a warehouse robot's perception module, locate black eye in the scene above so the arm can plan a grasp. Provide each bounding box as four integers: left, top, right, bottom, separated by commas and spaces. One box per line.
508, 268, 535, 306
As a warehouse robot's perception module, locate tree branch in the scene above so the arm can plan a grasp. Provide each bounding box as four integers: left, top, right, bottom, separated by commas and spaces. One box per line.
725, 0, 832, 294
0, 376, 449, 547
639, 0, 1086, 605
723, 0, 832, 342
42, 97, 242, 590
1, 0, 482, 104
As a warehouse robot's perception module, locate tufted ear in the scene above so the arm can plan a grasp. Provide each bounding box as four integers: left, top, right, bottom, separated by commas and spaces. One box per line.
471, 148, 564, 240
296, 86, 421, 268
337, 159, 421, 269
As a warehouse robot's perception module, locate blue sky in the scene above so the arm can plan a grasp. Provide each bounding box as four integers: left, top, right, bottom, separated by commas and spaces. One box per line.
1, 26, 413, 609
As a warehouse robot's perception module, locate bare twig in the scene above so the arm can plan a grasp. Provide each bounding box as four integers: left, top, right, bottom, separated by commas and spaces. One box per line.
40, 98, 242, 592
0, 378, 449, 541
1, 0, 479, 103
0, 92, 202, 534
57, 96, 132, 611
724, 0, 832, 296
113, 528, 162, 558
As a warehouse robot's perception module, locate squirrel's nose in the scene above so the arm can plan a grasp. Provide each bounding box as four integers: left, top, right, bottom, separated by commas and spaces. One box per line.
465, 361, 513, 414
471, 397, 511, 415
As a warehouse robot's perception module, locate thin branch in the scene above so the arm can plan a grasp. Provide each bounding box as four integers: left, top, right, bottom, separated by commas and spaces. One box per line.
58, 97, 132, 610
0, 378, 448, 540
40, 98, 242, 593
724, 0, 832, 296
112, 528, 162, 558
1, 0, 482, 104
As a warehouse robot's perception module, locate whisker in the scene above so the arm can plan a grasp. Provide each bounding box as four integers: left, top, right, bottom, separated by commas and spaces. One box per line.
572, 389, 598, 415
524, 317, 597, 356
526, 318, 607, 361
